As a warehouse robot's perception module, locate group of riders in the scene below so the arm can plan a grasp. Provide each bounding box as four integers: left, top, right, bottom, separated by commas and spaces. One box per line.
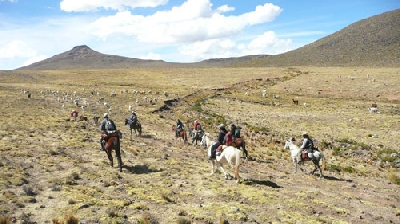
97, 111, 317, 164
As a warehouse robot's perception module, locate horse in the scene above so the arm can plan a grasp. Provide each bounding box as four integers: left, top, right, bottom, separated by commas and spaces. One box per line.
172, 125, 188, 143
284, 138, 325, 178
231, 137, 248, 159
124, 118, 142, 140
189, 127, 204, 146
101, 130, 123, 172
201, 133, 242, 183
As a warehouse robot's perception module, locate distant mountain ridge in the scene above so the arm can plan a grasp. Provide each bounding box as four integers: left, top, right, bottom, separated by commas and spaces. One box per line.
18, 8, 400, 70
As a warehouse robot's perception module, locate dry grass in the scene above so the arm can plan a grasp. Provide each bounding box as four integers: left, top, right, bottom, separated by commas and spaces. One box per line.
0, 67, 399, 223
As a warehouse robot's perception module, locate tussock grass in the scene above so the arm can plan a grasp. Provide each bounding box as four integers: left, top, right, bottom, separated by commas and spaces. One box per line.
0, 67, 399, 223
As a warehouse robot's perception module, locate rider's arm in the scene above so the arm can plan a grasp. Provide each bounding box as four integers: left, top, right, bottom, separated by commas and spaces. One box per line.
300, 139, 307, 149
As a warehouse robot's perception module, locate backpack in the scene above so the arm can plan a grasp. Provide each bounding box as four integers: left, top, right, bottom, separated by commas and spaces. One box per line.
306, 138, 314, 149
234, 128, 241, 138
225, 133, 233, 146
106, 120, 116, 130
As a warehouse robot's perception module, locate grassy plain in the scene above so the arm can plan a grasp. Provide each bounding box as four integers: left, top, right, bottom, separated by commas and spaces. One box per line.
0, 66, 399, 223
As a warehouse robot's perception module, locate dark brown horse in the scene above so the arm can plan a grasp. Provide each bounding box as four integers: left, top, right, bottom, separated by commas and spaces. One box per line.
101, 130, 123, 172
172, 125, 188, 143
231, 138, 248, 159
124, 118, 142, 140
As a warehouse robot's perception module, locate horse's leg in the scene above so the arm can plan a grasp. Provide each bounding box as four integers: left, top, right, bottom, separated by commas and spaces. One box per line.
210, 161, 216, 174
218, 164, 229, 180
242, 141, 248, 159
234, 165, 240, 183
114, 139, 122, 172
107, 152, 113, 167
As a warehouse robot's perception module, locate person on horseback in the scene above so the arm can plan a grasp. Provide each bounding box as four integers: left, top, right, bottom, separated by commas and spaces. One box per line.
99, 113, 117, 151
129, 111, 138, 126
176, 119, 184, 138
208, 124, 228, 160
193, 120, 203, 135
300, 132, 314, 159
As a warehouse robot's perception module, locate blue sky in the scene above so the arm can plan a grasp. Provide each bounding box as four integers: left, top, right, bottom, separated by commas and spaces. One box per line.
0, 0, 399, 70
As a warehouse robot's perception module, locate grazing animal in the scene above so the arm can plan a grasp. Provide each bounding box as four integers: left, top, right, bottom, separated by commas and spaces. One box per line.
292, 99, 299, 105
284, 138, 325, 178
172, 125, 188, 143
101, 130, 123, 172
93, 114, 100, 125
208, 143, 242, 183
124, 118, 142, 140
368, 107, 379, 113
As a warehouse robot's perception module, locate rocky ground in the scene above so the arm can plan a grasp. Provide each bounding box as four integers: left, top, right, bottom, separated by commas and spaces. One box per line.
0, 67, 399, 224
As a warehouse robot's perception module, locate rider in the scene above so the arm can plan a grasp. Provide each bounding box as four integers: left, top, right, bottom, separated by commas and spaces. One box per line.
176, 119, 184, 138
300, 132, 314, 159
99, 113, 117, 151
129, 111, 138, 126
193, 120, 203, 135
208, 124, 228, 160
194, 120, 201, 131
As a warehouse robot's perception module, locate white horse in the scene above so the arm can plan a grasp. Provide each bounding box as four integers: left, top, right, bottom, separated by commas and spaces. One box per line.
284, 138, 325, 178
201, 133, 241, 183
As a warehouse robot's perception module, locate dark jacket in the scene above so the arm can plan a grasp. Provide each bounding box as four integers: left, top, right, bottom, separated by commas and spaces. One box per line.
230, 124, 237, 137
217, 127, 228, 143
176, 120, 184, 129
100, 118, 116, 132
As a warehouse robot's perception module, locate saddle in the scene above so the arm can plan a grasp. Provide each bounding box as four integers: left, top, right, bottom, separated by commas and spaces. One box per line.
101, 130, 122, 140
301, 150, 313, 161
216, 145, 224, 156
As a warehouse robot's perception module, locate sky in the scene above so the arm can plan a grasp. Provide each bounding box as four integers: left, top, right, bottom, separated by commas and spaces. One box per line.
0, 0, 399, 70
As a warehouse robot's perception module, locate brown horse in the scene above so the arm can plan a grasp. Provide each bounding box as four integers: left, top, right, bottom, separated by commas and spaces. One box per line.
231, 137, 248, 159
172, 125, 188, 143
101, 130, 123, 172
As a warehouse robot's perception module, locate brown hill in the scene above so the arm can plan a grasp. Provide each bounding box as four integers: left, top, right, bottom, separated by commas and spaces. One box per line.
207, 8, 400, 67
18, 8, 400, 70
17, 45, 186, 70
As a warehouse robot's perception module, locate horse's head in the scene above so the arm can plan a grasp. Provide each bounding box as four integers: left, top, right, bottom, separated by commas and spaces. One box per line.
200, 132, 209, 147
284, 138, 294, 150
124, 118, 128, 125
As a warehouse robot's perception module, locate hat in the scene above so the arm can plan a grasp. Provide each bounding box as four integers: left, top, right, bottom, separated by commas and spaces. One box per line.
303, 132, 308, 137
218, 124, 225, 129
103, 113, 108, 118
72, 110, 75, 112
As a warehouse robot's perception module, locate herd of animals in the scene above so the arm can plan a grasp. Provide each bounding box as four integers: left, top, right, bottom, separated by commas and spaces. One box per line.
22, 81, 386, 185
19, 86, 339, 183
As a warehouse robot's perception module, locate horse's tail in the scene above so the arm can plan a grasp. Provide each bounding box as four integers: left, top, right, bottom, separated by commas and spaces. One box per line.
320, 152, 325, 172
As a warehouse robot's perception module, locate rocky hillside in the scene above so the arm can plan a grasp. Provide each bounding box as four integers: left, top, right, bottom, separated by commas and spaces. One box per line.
17, 45, 183, 70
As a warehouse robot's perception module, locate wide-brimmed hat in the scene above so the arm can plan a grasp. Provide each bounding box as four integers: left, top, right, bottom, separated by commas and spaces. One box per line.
218, 124, 225, 129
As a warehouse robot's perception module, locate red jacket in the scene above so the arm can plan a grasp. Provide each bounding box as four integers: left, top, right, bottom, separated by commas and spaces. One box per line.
70, 111, 79, 117
194, 121, 200, 130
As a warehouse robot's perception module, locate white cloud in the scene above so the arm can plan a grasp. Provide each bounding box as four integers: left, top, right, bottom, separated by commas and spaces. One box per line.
217, 5, 235, 13
60, 0, 168, 12
246, 31, 292, 54
178, 31, 293, 62
140, 52, 162, 60
0, 41, 37, 59
89, 0, 282, 45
